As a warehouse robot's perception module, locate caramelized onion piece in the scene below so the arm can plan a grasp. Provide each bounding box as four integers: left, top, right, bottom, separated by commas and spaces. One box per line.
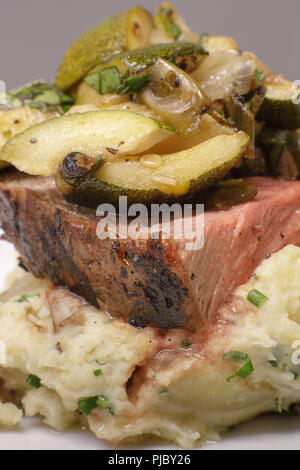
192, 51, 255, 101
140, 58, 210, 134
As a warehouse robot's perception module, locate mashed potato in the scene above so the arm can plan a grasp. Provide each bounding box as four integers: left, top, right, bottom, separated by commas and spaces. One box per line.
1, 245, 300, 447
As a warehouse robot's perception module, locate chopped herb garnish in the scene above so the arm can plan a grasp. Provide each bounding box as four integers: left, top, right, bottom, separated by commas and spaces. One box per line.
17, 87, 32, 97
0, 82, 74, 114
85, 73, 101, 91
93, 369, 103, 377
255, 68, 265, 85
60, 93, 75, 104
26, 374, 41, 389
168, 22, 181, 40
158, 387, 168, 394
156, 7, 181, 40
78, 394, 114, 416
223, 351, 254, 382
61, 103, 73, 113
34, 90, 61, 106
85, 67, 149, 97
28, 101, 44, 111
108, 406, 115, 416
117, 74, 150, 95
99, 67, 121, 95
16, 293, 40, 303
78, 396, 99, 416
96, 395, 109, 408
276, 398, 282, 414
247, 289, 269, 308
181, 340, 190, 349
156, 120, 176, 132
268, 360, 279, 368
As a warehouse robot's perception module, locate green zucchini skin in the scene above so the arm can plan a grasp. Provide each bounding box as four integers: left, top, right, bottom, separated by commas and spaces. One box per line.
63, 157, 236, 209
257, 98, 300, 130
65, 175, 173, 207
88, 41, 208, 77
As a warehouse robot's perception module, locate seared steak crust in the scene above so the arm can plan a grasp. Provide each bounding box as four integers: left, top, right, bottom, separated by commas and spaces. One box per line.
1, 171, 300, 330
0, 171, 194, 329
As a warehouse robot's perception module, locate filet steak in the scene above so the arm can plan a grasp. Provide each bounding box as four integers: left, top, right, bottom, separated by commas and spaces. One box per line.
0, 170, 300, 330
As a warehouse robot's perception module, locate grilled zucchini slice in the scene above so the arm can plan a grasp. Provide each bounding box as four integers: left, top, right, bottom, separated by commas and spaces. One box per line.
76, 41, 208, 107
257, 82, 300, 129
58, 132, 249, 207
0, 82, 72, 170
0, 110, 176, 176
0, 107, 58, 170
55, 8, 154, 91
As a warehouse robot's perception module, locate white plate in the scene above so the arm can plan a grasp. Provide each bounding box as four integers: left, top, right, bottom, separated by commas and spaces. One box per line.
0, 239, 299, 450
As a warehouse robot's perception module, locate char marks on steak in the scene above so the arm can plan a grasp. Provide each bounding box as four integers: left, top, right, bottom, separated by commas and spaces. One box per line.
0, 170, 300, 330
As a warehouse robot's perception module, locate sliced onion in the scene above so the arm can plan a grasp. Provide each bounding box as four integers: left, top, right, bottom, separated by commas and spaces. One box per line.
192, 51, 256, 101
140, 58, 210, 134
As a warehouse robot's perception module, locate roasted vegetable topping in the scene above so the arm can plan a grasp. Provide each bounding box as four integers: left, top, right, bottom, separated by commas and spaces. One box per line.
85, 67, 150, 96
140, 59, 211, 133
2, 3, 300, 211
0, 110, 176, 175
257, 80, 300, 129
59, 133, 249, 208
77, 41, 207, 109
192, 51, 256, 101
0, 83, 68, 170
55, 7, 154, 91
0, 82, 74, 114
83, 41, 207, 89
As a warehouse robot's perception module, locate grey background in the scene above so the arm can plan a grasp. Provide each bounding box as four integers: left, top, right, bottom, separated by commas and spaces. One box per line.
0, 0, 299, 89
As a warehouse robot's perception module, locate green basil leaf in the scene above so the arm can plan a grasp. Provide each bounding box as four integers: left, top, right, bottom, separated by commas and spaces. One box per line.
99, 67, 121, 95
85, 73, 101, 91
34, 90, 61, 105
255, 68, 265, 85
117, 74, 150, 95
